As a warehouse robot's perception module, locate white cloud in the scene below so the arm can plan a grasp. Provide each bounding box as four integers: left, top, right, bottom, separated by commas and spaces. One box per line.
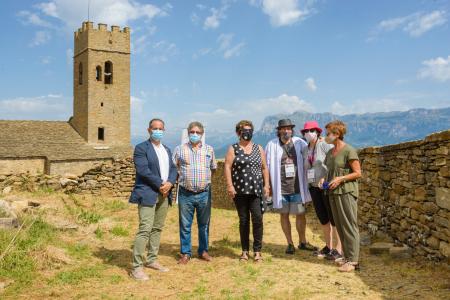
216, 33, 245, 59
34, 0, 170, 29
131, 26, 157, 54
255, 0, 315, 27
331, 98, 411, 115
40, 56, 52, 64
0, 94, 70, 120
185, 94, 314, 131
17, 10, 52, 27
370, 10, 447, 40
29, 30, 51, 47
305, 77, 317, 91
149, 40, 178, 64
192, 48, 213, 59
418, 55, 450, 82
203, 6, 228, 30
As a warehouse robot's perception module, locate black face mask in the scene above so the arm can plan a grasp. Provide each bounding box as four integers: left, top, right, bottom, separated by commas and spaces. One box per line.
241, 129, 253, 141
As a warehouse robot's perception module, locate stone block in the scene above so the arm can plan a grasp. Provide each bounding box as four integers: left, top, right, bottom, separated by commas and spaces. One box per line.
436, 187, 449, 210
426, 236, 440, 250
422, 202, 439, 214
414, 186, 427, 201
369, 242, 394, 255
440, 241, 450, 257
389, 245, 412, 259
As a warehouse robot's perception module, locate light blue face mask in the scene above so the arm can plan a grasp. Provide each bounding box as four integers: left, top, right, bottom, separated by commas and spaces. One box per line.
151, 129, 164, 141
189, 133, 201, 144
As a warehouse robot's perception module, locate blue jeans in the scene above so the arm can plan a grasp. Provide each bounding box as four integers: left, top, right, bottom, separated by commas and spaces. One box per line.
178, 186, 211, 256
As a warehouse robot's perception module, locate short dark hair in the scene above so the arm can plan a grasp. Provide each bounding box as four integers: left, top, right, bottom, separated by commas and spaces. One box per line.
149, 118, 165, 128
235, 120, 254, 133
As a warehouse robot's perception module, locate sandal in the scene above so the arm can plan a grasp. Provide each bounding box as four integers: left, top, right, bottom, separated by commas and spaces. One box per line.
254, 252, 263, 263
338, 261, 360, 272
239, 251, 249, 262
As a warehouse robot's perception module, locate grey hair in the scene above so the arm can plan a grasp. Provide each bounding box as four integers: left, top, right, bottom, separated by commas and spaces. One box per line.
149, 118, 165, 128
187, 121, 204, 133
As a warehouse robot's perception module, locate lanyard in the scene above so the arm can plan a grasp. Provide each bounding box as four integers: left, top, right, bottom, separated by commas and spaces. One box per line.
308, 140, 317, 165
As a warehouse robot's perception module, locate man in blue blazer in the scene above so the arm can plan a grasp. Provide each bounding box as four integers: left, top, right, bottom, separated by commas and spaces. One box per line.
130, 118, 178, 281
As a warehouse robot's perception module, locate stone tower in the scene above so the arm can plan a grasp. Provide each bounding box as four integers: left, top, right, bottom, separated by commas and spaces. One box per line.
70, 21, 130, 146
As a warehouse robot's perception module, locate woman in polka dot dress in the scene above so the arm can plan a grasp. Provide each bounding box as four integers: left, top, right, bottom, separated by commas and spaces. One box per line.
224, 120, 270, 262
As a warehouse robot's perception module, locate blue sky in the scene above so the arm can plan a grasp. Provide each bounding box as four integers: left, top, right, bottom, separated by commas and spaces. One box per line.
0, 0, 449, 140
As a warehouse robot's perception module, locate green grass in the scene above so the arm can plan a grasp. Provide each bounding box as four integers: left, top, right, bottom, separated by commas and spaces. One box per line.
61, 196, 103, 225
77, 210, 103, 224
0, 207, 10, 217
66, 243, 91, 259
102, 199, 127, 212
0, 217, 56, 294
50, 265, 103, 285
94, 227, 104, 239
31, 186, 55, 197
110, 225, 129, 237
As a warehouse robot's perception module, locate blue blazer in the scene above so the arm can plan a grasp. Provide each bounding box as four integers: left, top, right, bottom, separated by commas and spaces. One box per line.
129, 140, 178, 206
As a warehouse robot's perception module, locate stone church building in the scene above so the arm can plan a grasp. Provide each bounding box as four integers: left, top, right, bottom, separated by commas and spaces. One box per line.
0, 22, 132, 175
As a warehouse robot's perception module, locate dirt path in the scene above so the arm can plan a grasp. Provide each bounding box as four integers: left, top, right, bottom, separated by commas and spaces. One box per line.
2, 192, 449, 299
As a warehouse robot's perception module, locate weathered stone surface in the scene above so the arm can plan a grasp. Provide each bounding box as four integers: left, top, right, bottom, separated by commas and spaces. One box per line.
440, 241, 450, 257
369, 242, 394, 255
2, 186, 12, 195
389, 245, 412, 259
435, 187, 449, 210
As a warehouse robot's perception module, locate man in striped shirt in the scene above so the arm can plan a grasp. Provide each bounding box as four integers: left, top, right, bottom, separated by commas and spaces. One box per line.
173, 121, 217, 264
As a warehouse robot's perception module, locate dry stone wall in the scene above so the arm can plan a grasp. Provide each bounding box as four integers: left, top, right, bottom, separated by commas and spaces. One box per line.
359, 130, 450, 260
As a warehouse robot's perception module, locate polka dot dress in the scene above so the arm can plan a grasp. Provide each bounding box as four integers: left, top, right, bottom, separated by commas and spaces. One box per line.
231, 143, 264, 198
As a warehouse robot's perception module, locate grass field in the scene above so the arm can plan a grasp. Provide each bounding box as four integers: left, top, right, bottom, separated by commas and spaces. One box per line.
0, 190, 449, 299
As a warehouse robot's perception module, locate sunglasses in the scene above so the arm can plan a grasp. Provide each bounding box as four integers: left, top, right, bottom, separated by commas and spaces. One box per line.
302, 129, 316, 133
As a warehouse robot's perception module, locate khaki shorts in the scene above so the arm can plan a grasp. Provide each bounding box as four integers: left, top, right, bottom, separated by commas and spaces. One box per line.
275, 194, 305, 215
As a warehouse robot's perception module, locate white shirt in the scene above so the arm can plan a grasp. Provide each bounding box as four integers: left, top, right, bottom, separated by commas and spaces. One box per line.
152, 142, 169, 182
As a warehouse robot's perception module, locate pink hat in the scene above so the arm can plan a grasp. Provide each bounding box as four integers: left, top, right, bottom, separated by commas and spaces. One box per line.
301, 121, 322, 134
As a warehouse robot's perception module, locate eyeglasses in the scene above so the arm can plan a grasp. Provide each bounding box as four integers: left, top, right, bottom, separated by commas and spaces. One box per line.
302, 129, 316, 133
189, 131, 203, 134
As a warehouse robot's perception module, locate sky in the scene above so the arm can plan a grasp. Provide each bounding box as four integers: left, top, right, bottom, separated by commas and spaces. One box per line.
0, 0, 449, 140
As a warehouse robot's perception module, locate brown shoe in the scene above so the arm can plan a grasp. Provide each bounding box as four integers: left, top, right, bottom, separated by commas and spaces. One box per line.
199, 251, 212, 262
178, 254, 190, 265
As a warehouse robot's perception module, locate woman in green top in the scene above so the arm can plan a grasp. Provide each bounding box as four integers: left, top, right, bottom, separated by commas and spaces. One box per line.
319, 120, 362, 272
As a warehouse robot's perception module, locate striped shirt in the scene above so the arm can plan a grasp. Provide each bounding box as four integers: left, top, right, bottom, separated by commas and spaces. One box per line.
173, 142, 217, 192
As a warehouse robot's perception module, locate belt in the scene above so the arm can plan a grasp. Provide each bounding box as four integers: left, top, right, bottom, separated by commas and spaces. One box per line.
179, 185, 210, 194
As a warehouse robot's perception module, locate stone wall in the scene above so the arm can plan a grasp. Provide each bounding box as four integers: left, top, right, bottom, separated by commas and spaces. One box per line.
0, 158, 45, 175
358, 130, 450, 260
0, 158, 135, 198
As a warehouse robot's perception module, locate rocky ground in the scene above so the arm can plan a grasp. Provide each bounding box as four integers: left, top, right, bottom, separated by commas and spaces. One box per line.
0, 190, 449, 299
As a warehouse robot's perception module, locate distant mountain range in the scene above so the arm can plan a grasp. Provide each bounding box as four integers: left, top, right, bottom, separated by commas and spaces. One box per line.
132, 107, 450, 158
214, 107, 450, 157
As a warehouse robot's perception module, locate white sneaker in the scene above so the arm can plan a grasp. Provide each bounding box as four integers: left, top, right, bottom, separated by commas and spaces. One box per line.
145, 261, 169, 272
130, 267, 150, 281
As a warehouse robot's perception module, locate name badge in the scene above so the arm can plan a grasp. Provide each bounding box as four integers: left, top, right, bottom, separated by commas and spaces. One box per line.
307, 169, 315, 183
285, 164, 295, 178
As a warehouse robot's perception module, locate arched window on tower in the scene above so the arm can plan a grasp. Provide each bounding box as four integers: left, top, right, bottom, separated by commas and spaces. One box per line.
104, 61, 113, 84
78, 62, 83, 85
96, 65, 102, 81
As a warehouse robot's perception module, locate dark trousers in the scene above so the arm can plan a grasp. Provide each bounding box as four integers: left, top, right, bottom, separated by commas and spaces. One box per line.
234, 194, 263, 252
